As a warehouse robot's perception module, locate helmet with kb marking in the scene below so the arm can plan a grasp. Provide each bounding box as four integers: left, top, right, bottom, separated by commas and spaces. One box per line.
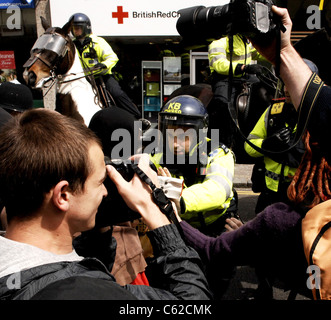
158, 94, 209, 138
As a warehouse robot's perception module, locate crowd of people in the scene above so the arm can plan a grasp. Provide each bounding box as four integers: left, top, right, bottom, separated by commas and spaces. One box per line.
1, 5, 331, 303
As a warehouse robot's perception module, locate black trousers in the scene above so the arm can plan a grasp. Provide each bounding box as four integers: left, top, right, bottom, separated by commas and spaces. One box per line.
100, 74, 141, 119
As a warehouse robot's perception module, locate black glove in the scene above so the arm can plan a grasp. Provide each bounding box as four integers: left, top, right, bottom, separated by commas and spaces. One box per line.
262, 127, 292, 151
244, 64, 264, 75
94, 63, 107, 70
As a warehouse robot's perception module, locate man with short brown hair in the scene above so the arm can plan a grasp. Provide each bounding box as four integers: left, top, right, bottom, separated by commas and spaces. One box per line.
0, 108, 211, 300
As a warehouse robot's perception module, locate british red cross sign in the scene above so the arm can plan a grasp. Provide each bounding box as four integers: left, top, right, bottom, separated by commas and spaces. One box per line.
50, 0, 224, 36
112, 6, 129, 24
0, 51, 16, 69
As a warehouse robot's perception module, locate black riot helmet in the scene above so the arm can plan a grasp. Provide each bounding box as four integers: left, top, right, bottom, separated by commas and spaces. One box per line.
70, 13, 92, 39
158, 95, 209, 170
159, 95, 209, 138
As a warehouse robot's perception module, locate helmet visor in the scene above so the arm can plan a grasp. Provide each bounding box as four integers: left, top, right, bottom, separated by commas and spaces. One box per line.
158, 113, 207, 159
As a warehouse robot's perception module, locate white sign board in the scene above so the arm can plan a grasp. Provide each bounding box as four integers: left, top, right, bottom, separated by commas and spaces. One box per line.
49, 0, 229, 37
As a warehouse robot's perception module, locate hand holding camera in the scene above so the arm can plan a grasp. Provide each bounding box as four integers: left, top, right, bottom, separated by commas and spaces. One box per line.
106, 154, 171, 230
249, 5, 291, 65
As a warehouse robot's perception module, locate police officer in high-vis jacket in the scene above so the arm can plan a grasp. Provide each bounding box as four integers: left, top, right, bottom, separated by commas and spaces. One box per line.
69, 13, 141, 119
150, 95, 239, 237
209, 34, 263, 81
245, 59, 319, 214
208, 34, 265, 149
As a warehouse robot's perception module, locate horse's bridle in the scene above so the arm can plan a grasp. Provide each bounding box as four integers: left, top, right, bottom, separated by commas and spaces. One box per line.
23, 29, 107, 106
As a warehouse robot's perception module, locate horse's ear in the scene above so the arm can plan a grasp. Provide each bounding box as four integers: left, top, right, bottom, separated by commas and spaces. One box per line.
62, 17, 74, 35
40, 16, 51, 30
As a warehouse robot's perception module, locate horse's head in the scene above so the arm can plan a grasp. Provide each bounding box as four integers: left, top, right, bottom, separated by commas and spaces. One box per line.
23, 17, 75, 88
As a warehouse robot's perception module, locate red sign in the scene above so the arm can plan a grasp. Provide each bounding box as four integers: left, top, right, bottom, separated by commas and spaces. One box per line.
0, 51, 16, 69
112, 6, 129, 24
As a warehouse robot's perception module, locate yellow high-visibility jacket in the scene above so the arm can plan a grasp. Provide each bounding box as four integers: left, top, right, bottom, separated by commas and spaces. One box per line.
150, 141, 235, 229
75, 34, 119, 77
208, 34, 262, 76
244, 105, 299, 192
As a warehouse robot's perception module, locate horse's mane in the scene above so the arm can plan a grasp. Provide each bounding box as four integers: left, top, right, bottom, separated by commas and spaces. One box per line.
56, 93, 84, 123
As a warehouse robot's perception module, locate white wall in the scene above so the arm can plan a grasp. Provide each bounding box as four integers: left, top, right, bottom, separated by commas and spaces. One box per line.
49, 0, 228, 36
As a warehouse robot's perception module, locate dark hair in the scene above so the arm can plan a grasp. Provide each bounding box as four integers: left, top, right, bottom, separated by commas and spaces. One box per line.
0, 109, 101, 220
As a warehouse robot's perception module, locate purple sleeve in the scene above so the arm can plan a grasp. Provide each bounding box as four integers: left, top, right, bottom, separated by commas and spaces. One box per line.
180, 202, 303, 268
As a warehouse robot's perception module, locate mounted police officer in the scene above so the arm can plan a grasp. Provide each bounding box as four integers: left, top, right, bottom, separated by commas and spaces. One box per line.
150, 95, 239, 237
245, 59, 319, 214
69, 13, 142, 120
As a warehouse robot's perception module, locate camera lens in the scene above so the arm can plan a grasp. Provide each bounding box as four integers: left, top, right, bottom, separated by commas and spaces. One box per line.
176, 5, 231, 47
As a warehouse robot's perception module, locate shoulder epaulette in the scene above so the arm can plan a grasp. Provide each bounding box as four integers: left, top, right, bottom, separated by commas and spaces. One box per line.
220, 143, 230, 154
270, 101, 285, 115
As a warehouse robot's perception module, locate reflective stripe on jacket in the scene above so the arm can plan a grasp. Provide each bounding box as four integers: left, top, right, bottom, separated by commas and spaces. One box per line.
208, 35, 261, 76
150, 145, 235, 228
75, 34, 119, 76
244, 107, 298, 192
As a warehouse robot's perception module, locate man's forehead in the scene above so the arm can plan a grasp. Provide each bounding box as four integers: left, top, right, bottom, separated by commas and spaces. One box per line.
88, 144, 104, 168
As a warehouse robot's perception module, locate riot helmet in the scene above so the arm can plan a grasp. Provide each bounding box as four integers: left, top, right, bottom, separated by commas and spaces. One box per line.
70, 13, 92, 39
159, 95, 208, 134
158, 95, 209, 167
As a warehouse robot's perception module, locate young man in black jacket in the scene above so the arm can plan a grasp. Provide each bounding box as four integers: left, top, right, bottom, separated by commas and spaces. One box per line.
0, 108, 211, 300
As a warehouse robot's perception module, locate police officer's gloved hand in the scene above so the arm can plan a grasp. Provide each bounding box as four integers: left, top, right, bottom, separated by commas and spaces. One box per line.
94, 63, 107, 70
262, 127, 292, 151
244, 64, 264, 75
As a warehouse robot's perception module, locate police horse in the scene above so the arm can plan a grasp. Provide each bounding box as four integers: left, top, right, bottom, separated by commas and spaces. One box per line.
23, 17, 117, 126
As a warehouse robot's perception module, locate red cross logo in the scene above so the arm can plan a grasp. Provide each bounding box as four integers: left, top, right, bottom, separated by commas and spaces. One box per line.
112, 6, 129, 24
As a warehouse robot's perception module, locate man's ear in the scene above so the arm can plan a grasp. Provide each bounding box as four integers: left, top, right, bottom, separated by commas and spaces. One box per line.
52, 181, 70, 212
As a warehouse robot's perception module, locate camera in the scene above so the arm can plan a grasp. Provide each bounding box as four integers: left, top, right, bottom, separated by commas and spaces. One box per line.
96, 157, 140, 226
176, 0, 278, 47
96, 157, 158, 227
